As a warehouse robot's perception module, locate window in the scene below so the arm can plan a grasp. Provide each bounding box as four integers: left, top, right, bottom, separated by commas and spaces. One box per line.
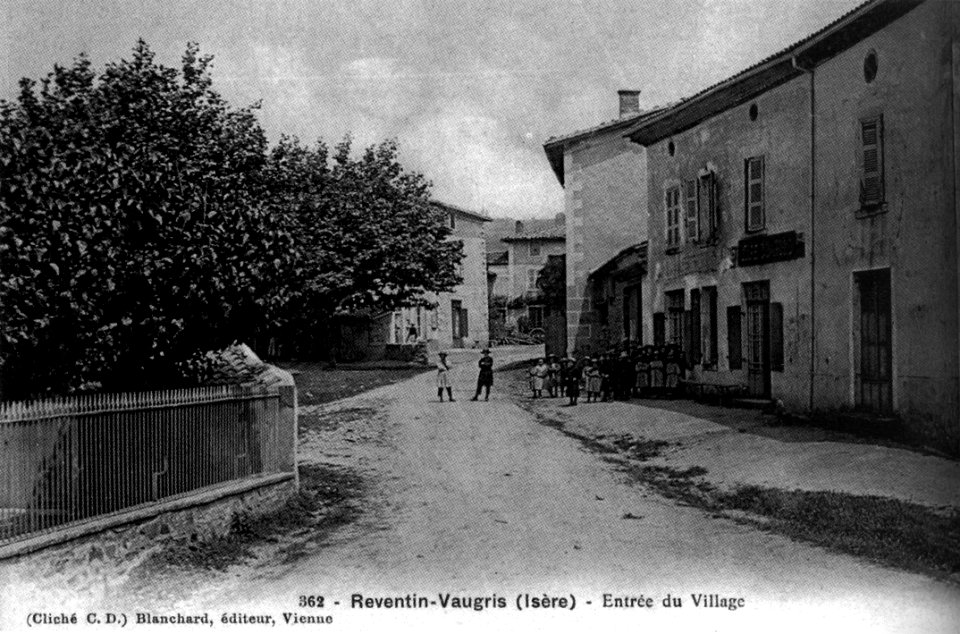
665, 186, 683, 248
745, 156, 765, 232
726, 306, 742, 370
529, 242, 541, 258
698, 172, 719, 239
860, 116, 884, 208
666, 290, 685, 347
527, 268, 538, 290
703, 286, 718, 367
863, 50, 878, 84
684, 180, 698, 242
528, 305, 544, 329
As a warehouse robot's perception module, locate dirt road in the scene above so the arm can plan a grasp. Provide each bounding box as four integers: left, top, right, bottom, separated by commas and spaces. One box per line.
174, 348, 959, 633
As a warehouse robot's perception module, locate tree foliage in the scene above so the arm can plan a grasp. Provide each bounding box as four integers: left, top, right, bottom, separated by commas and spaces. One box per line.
0, 41, 462, 397
536, 254, 566, 308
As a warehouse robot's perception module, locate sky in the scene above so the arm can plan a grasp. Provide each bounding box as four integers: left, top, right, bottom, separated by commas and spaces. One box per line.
1, 0, 864, 218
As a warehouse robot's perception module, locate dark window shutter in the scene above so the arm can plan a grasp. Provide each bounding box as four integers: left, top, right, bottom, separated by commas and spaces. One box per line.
727, 306, 742, 370
653, 312, 665, 346
690, 289, 701, 365
769, 302, 784, 372
860, 117, 884, 206
708, 288, 718, 366
683, 311, 694, 366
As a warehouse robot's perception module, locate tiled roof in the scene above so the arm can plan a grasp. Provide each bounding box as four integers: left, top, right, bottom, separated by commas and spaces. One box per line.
502, 229, 565, 242
430, 200, 492, 222
625, 0, 925, 145
542, 107, 669, 186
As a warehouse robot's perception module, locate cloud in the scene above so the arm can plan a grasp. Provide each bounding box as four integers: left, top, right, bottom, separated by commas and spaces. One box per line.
401, 103, 563, 218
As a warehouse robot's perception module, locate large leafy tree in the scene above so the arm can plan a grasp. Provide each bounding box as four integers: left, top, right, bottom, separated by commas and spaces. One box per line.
264, 136, 463, 356
0, 42, 295, 396
1, 42, 463, 397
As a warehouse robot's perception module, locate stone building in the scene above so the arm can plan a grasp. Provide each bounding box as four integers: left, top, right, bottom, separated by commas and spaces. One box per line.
374, 201, 492, 354
486, 216, 565, 334
588, 243, 648, 351
543, 91, 662, 356
626, 0, 959, 453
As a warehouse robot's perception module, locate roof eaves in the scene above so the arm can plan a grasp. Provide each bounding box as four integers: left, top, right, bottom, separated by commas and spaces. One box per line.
624, 0, 924, 146
430, 200, 493, 222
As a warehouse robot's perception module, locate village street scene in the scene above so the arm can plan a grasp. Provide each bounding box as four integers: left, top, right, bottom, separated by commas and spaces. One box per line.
1, 1, 960, 633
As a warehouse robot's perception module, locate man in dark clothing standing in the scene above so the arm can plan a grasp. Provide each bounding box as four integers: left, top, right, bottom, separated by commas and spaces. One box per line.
470, 348, 494, 401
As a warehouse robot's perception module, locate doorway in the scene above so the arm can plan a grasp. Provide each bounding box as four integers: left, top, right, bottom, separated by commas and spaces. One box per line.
744, 281, 770, 398
855, 269, 892, 412
451, 300, 468, 348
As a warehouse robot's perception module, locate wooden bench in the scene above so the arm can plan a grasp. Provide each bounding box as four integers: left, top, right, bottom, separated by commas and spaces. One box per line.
680, 380, 747, 406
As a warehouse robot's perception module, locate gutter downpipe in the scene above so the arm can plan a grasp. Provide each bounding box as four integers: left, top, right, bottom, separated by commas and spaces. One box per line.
952, 37, 960, 453
792, 55, 816, 413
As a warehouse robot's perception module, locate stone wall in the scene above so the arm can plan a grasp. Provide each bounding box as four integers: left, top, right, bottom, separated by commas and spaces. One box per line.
0, 475, 295, 620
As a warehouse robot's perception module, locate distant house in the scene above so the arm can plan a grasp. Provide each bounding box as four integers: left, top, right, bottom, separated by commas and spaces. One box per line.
543, 90, 663, 356
365, 201, 492, 357
486, 216, 565, 335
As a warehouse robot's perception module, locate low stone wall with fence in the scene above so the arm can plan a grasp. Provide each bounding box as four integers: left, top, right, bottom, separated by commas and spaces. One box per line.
0, 348, 298, 588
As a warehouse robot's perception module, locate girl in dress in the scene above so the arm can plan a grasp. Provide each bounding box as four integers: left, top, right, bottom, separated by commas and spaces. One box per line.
436, 352, 454, 402
529, 358, 548, 398
584, 357, 602, 403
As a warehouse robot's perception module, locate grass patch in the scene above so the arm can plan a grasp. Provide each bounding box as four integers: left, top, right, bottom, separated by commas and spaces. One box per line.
717, 486, 960, 578
282, 362, 429, 405
298, 406, 380, 435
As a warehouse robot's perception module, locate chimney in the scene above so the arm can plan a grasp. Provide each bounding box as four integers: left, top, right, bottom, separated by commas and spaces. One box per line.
618, 89, 641, 118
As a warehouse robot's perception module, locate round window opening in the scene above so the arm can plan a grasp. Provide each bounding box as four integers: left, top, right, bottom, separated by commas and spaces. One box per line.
668, 140, 676, 156
863, 50, 878, 83
749, 103, 759, 121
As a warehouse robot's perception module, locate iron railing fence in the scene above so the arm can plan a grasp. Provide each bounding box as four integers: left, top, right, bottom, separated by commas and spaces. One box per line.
0, 385, 293, 547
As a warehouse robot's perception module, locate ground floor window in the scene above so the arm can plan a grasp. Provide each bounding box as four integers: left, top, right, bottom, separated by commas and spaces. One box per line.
666, 290, 685, 347
528, 305, 544, 330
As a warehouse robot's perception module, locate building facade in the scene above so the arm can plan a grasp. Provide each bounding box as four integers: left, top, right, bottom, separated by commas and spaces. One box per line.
379, 201, 492, 352
628, 0, 959, 453
486, 217, 565, 334
544, 91, 659, 356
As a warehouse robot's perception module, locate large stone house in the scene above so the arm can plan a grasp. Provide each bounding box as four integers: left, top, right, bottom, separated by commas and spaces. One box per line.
625, 0, 959, 453
543, 91, 662, 356
485, 216, 565, 335
367, 201, 492, 356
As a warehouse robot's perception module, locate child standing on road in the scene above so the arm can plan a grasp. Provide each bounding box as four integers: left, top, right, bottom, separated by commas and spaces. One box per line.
470, 348, 494, 401
529, 358, 548, 398
436, 352, 455, 402
565, 358, 582, 406
584, 357, 602, 403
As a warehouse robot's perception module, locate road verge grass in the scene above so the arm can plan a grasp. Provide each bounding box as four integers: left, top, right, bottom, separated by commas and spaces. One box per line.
506, 367, 960, 582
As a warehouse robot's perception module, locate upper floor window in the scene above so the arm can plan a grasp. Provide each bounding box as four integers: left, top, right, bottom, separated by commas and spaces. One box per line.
665, 186, 683, 249
859, 115, 884, 209
744, 156, 765, 232
684, 180, 698, 242
529, 242, 541, 258
698, 171, 719, 240
527, 268, 538, 290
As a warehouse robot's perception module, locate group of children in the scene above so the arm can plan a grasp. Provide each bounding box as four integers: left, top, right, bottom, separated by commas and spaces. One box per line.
527, 344, 685, 406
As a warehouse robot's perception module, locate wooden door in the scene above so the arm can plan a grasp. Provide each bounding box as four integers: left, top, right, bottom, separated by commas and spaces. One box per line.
856, 269, 892, 412
744, 282, 770, 398
451, 300, 463, 347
